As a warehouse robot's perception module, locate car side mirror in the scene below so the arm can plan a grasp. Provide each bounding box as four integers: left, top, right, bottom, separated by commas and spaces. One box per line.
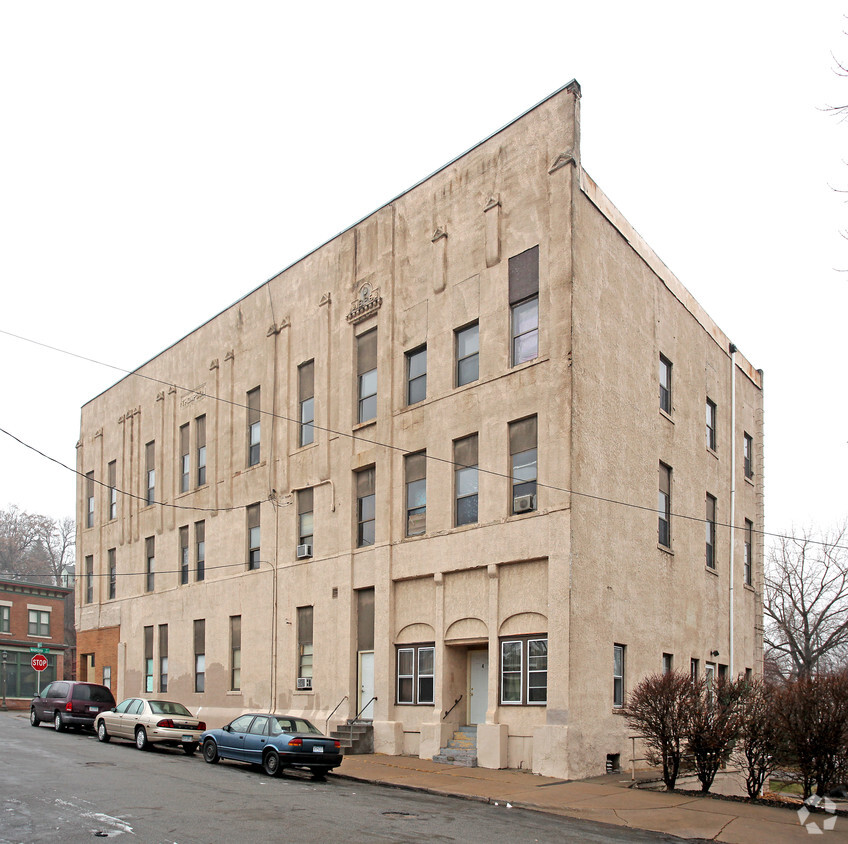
223, 724, 231, 732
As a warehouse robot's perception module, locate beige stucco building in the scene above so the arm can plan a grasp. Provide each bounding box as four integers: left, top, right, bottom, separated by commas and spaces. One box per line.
76, 81, 764, 779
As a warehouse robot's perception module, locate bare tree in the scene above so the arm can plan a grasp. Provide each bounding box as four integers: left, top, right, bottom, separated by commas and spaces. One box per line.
34, 515, 75, 586
764, 524, 848, 679
0, 505, 43, 580
0, 506, 75, 586
733, 680, 781, 800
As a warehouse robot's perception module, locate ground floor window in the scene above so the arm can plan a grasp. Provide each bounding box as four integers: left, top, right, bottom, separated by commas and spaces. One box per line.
1, 651, 56, 697
500, 636, 547, 705
396, 644, 434, 705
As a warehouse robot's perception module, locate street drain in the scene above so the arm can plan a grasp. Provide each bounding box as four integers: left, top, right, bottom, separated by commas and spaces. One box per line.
381, 811, 419, 819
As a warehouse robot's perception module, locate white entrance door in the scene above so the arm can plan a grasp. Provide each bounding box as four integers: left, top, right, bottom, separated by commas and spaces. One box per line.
358, 651, 375, 719
468, 650, 488, 725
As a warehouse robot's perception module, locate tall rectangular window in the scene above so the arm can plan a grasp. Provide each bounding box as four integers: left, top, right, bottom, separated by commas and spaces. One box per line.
145, 536, 155, 592
510, 416, 537, 514
658, 463, 671, 548
663, 653, 674, 674
86, 472, 95, 528
706, 399, 717, 451
455, 322, 479, 387
454, 434, 478, 526
196, 414, 207, 486
108, 548, 116, 600
405, 451, 426, 537
247, 504, 260, 570
744, 519, 753, 586
500, 636, 547, 705
28, 609, 50, 637
706, 494, 717, 569
744, 432, 754, 479
356, 467, 376, 547
406, 346, 427, 405
179, 526, 189, 585
85, 555, 93, 604
179, 424, 190, 492
357, 330, 378, 423
144, 626, 154, 693
298, 606, 313, 682
691, 658, 700, 680
396, 644, 435, 705
298, 360, 315, 446
509, 245, 539, 366
659, 355, 672, 414
230, 615, 241, 691
145, 441, 155, 505
159, 624, 168, 692
102, 665, 111, 689
298, 488, 314, 555
247, 387, 261, 466
108, 461, 117, 520
613, 644, 625, 708
1, 605, 10, 633
195, 520, 205, 581
194, 619, 205, 693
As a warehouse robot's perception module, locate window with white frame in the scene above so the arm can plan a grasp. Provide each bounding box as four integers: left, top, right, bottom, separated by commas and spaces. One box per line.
247, 387, 261, 466
396, 644, 435, 705
196, 414, 207, 486
706, 399, 717, 451
298, 488, 314, 555
108, 548, 116, 600
179, 424, 190, 493
405, 451, 426, 537
500, 636, 547, 705
298, 360, 315, 446
658, 463, 671, 548
744, 519, 753, 586
0, 605, 9, 633
455, 322, 479, 387
406, 346, 427, 406
86, 471, 95, 527
159, 624, 168, 692
744, 432, 754, 479
357, 329, 378, 423
194, 619, 205, 693
144, 625, 154, 693
509, 245, 539, 366
145, 441, 155, 505
195, 520, 205, 581
356, 467, 375, 547
613, 644, 625, 708
509, 416, 537, 514
179, 526, 189, 585
85, 555, 94, 604
454, 434, 478, 526
659, 355, 672, 414
145, 536, 155, 592
247, 504, 260, 570
706, 494, 717, 569
298, 606, 313, 683
108, 460, 117, 519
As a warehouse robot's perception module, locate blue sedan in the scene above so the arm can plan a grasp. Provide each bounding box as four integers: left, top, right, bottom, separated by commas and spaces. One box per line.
200, 713, 343, 779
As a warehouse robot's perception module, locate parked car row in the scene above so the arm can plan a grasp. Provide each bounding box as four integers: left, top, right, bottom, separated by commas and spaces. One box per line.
30, 681, 343, 779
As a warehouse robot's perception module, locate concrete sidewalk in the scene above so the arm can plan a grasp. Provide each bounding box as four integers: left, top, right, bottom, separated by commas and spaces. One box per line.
334, 754, 848, 842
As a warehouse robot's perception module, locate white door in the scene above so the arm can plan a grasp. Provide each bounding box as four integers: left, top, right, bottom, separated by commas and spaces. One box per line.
468, 650, 488, 725
358, 651, 375, 719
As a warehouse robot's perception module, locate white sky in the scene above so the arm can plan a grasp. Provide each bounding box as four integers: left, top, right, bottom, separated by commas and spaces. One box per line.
1, 2, 846, 543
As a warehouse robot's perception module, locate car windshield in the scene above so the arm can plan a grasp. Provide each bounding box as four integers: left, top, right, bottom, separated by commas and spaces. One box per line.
75, 685, 113, 703
149, 701, 192, 716
270, 717, 320, 735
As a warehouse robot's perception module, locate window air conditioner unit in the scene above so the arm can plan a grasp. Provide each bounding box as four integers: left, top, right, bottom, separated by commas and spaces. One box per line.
407, 512, 426, 535
296, 677, 312, 690
296, 544, 312, 559
513, 494, 536, 513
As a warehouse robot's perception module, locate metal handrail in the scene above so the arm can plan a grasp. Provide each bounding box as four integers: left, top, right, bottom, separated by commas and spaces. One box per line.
352, 696, 377, 723
325, 695, 348, 735
443, 695, 463, 720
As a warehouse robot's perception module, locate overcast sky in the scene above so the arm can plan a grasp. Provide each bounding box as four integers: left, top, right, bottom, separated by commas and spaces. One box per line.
1, 2, 845, 545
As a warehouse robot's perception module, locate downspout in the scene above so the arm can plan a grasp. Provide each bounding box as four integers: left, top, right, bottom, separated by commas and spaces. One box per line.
728, 343, 737, 677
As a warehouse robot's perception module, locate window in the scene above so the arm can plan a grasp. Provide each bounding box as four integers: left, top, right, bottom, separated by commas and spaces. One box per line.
659, 355, 672, 414
706, 399, 717, 451
86, 471, 95, 528
455, 322, 479, 387
298, 488, 314, 555
196, 415, 207, 486
230, 615, 241, 691
85, 555, 93, 604
406, 346, 427, 405
396, 644, 435, 705
356, 467, 375, 547
691, 658, 700, 680
613, 644, 625, 708
405, 451, 426, 537
357, 330, 378, 423
454, 434, 478, 526
663, 653, 673, 675
658, 463, 671, 548
744, 519, 753, 586
194, 619, 205, 693
28, 609, 50, 637
705, 662, 716, 688
108, 461, 117, 520
0, 606, 9, 633
145, 536, 155, 592
102, 665, 111, 689
145, 441, 155, 505
195, 520, 205, 581
298, 360, 315, 446
500, 636, 547, 705
510, 416, 537, 514
179, 526, 189, 585
744, 432, 754, 479
247, 387, 261, 466
108, 548, 116, 600
179, 424, 190, 492
705, 494, 717, 569
144, 626, 154, 693
247, 504, 260, 570
509, 245, 539, 366
159, 624, 168, 692
298, 606, 313, 683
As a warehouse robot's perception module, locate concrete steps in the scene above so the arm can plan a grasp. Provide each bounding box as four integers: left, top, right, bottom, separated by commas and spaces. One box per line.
330, 720, 374, 754
433, 725, 477, 767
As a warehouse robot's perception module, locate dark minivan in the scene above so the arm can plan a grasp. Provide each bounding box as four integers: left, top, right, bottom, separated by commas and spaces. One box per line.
31, 681, 116, 731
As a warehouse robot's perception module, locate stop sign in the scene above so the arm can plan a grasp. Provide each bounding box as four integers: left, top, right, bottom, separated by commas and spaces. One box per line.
31, 654, 48, 672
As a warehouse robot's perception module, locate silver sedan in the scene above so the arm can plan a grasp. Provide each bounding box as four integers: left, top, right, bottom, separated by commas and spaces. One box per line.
95, 698, 206, 754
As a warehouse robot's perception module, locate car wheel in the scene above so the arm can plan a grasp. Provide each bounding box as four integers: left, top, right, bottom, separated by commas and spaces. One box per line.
202, 739, 219, 764
262, 750, 281, 777
53, 712, 64, 732
135, 727, 149, 750
310, 768, 328, 781
29, 709, 40, 727
182, 742, 198, 756
97, 721, 110, 743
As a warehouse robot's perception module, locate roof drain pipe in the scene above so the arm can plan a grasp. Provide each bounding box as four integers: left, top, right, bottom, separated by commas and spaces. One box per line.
728, 342, 737, 678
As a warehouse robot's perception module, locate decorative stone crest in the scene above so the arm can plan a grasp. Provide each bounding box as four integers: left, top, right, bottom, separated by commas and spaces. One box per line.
346, 282, 382, 324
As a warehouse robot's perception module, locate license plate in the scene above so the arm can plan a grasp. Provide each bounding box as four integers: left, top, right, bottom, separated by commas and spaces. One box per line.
88, 707, 98, 713
312, 746, 324, 753
182, 734, 194, 742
